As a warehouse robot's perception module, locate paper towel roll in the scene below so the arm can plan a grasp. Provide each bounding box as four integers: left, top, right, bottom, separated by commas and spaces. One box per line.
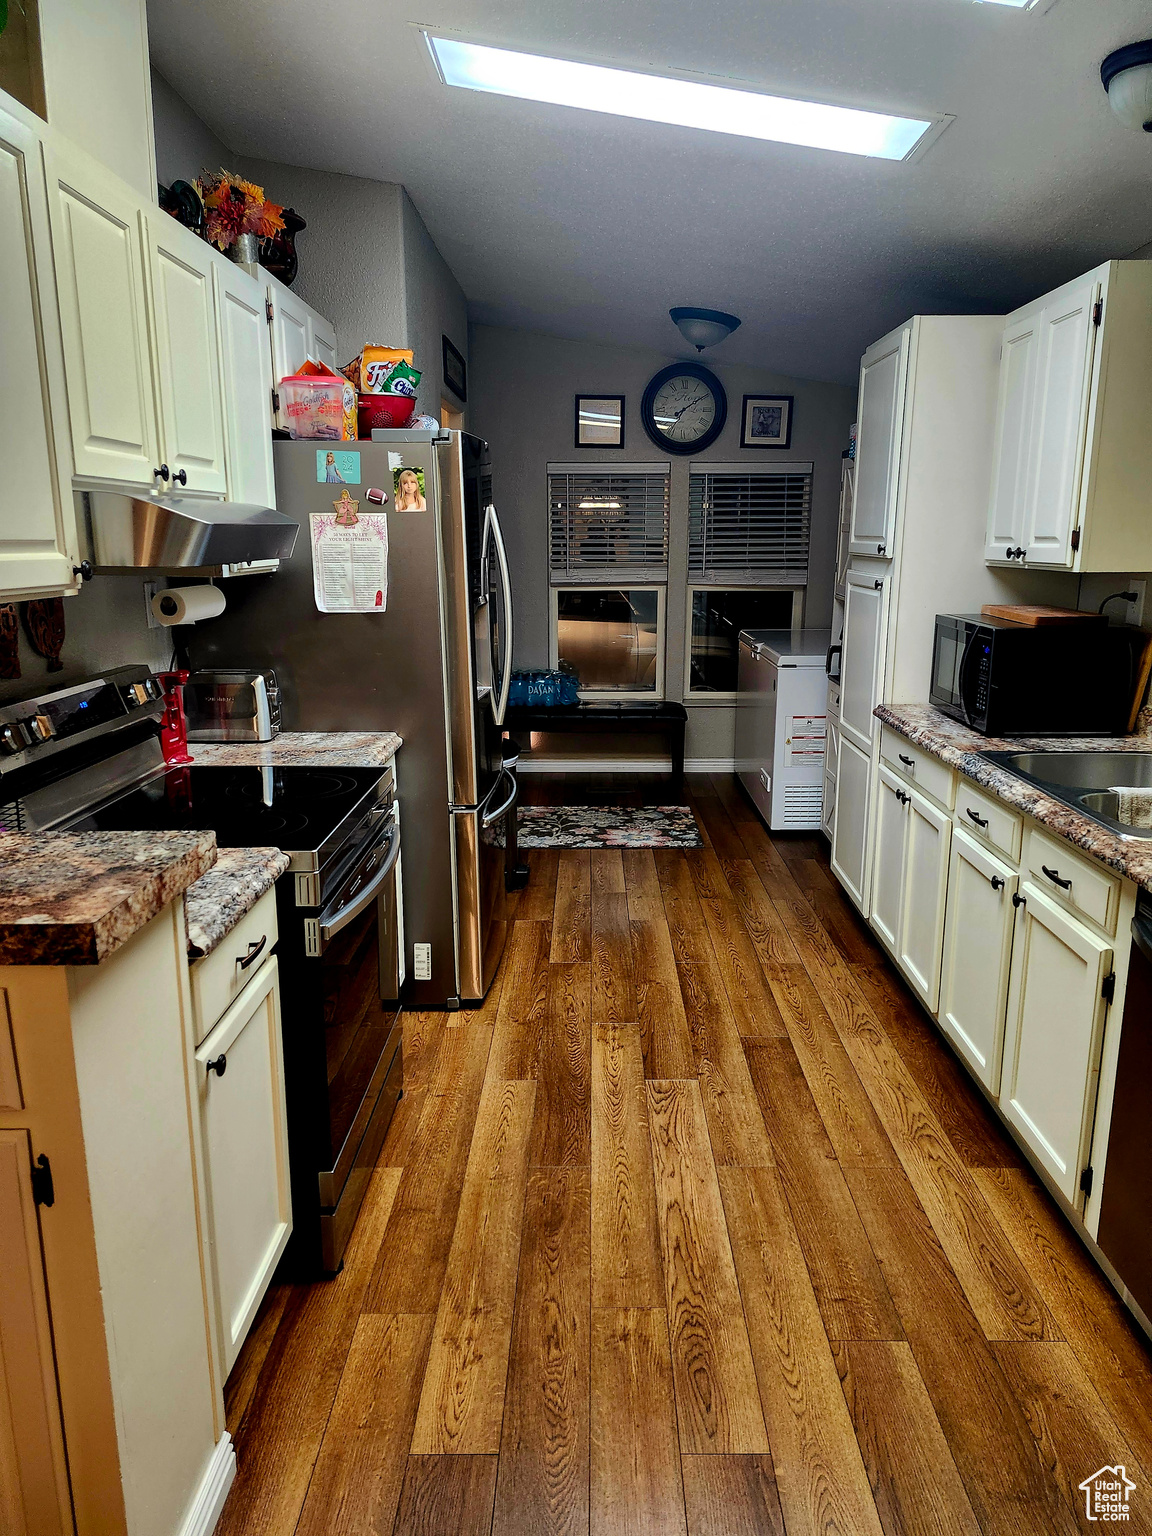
151, 585, 226, 626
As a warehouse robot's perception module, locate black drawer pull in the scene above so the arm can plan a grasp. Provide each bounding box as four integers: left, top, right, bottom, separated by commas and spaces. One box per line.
238, 933, 268, 970
990, 875, 1005, 891
1012, 892, 1026, 908
1041, 865, 1072, 890
898, 754, 915, 769
966, 807, 989, 828
206, 1054, 227, 1076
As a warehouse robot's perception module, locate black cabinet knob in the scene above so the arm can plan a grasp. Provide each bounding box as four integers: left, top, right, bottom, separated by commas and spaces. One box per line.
1012, 892, 1026, 909
206, 1054, 227, 1076
154, 464, 170, 482
990, 875, 1005, 891
173, 468, 188, 487
72, 561, 93, 582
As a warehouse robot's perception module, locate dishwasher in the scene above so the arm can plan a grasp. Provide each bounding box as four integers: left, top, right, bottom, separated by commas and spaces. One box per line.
1096, 893, 1152, 1325
736, 629, 831, 831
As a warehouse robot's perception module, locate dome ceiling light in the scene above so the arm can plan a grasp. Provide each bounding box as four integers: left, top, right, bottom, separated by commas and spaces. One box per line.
1101, 42, 1152, 133
669, 308, 742, 351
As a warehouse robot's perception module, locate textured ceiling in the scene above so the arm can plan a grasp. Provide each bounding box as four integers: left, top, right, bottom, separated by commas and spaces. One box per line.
147, 0, 1152, 384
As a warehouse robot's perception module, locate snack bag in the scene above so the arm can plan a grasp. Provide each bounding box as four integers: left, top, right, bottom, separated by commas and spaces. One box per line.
341, 346, 416, 393
380, 360, 422, 398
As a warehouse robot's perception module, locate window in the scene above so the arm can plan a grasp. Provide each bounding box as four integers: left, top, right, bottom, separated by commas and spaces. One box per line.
551, 588, 664, 697
687, 588, 803, 695
549, 463, 670, 583
688, 462, 813, 585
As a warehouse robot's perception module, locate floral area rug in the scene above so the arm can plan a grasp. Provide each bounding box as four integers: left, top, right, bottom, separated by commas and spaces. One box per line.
514, 805, 703, 849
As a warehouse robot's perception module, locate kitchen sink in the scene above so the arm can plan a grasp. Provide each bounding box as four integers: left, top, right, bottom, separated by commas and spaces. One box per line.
981, 750, 1152, 839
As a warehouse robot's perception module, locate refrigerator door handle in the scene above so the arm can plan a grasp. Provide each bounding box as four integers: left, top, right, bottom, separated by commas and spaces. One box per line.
482, 766, 518, 828
483, 504, 515, 728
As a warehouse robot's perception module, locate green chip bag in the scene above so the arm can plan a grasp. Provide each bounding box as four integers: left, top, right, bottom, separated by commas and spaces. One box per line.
382, 361, 422, 398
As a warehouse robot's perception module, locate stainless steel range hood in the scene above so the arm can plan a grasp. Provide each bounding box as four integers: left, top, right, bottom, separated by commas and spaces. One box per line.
84, 491, 299, 573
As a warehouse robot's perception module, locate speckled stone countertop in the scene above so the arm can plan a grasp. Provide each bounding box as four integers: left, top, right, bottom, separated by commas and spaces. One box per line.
876, 703, 1152, 891
184, 847, 289, 960
188, 731, 401, 769
0, 831, 216, 966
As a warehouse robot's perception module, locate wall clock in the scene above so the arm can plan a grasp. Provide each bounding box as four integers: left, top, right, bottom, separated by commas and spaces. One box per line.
640, 361, 727, 455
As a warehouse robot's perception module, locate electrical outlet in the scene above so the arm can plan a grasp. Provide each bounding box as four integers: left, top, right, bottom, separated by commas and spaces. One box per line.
413, 942, 432, 981
1125, 580, 1147, 628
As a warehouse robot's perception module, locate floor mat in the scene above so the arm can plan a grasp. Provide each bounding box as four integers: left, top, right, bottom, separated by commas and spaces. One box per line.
514, 804, 703, 849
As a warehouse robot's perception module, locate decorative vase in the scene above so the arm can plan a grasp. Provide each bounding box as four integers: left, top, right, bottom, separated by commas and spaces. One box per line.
228, 232, 260, 265
260, 208, 306, 287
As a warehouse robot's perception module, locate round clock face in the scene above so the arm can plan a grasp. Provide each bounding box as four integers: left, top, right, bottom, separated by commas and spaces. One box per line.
640, 363, 727, 454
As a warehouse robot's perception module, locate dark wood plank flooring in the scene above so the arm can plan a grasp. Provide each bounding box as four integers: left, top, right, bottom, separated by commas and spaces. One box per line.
217, 773, 1152, 1536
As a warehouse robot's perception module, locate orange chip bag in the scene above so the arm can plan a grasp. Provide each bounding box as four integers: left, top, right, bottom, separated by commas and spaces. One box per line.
343, 346, 416, 394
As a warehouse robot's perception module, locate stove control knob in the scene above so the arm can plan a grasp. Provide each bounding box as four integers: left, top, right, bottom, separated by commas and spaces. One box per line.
28, 714, 55, 742
0, 723, 27, 754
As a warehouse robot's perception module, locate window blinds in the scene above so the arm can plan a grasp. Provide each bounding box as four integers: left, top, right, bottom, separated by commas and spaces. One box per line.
688, 462, 814, 585
548, 463, 670, 584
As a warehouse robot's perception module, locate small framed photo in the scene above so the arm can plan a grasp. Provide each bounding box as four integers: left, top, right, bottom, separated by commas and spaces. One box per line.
575, 395, 625, 449
442, 335, 467, 402
741, 394, 793, 450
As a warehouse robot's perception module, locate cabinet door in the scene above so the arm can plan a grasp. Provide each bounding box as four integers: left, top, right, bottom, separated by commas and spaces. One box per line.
1023, 276, 1100, 567
850, 326, 909, 556
0, 109, 78, 597
310, 312, 338, 373
939, 828, 1016, 1092
834, 458, 854, 596
984, 315, 1038, 562
831, 733, 872, 914
268, 282, 311, 383
898, 789, 951, 1011
838, 568, 887, 753
1002, 882, 1112, 1205
196, 957, 291, 1375
145, 214, 228, 495
214, 261, 276, 507
45, 138, 159, 486
0, 1131, 73, 1536
871, 765, 909, 953
821, 717, 838, 839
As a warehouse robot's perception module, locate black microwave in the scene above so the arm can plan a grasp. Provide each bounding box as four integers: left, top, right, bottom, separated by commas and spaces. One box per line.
930, 614, 1137, 736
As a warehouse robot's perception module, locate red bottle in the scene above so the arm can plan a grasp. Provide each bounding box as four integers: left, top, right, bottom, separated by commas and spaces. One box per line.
158, 670, 194, 766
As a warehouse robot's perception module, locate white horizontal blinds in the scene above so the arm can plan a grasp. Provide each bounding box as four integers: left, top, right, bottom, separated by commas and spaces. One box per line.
548, 462, 670, 584
688, 461, 814, 585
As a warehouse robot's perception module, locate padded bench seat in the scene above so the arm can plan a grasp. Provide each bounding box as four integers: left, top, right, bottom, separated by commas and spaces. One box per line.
504, 701, 688, 795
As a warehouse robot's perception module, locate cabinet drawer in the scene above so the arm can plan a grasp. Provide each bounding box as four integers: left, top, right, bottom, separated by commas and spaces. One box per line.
190, 886, 278, 1046
1025, 829, 1120, 936
880, 727, 955, 810
954, 780, 1022, 862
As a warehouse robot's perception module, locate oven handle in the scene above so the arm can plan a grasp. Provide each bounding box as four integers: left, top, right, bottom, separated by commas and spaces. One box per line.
318, 824, 400, 943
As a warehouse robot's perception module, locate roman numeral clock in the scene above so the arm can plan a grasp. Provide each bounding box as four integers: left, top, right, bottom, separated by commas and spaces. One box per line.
640, 361, 727, 454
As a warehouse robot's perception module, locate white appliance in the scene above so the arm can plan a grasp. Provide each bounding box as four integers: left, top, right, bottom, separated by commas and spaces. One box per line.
737, 629, 832, 831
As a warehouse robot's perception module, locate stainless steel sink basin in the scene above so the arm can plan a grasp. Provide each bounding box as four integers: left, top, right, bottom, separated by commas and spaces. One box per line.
981, 750, 1152, 839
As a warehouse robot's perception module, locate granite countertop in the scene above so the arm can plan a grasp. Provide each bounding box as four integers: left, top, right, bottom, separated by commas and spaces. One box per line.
189, 731, 401, 769
0, 831, 216, 966
184, 847, 289, 960
876, 703, 1152, 891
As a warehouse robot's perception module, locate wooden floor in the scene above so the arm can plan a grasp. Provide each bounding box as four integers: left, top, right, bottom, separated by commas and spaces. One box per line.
218, 774, 1152, 1536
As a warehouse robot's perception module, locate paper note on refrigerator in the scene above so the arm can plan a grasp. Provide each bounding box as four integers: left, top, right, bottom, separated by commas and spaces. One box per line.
309, 512, 389, 613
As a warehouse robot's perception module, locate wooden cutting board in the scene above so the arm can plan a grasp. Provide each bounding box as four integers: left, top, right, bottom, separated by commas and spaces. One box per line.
980, 604, 1107, 626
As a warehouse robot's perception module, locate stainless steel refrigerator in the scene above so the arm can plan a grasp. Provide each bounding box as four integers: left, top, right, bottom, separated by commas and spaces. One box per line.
186, 429, 516, 1009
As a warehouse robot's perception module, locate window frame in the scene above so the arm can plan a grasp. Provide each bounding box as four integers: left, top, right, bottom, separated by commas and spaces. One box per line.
549, 584, 667, 702
683, 585, 806, 702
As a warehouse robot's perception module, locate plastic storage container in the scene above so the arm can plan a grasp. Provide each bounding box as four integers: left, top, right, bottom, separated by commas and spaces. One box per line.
280, 374, 354, 440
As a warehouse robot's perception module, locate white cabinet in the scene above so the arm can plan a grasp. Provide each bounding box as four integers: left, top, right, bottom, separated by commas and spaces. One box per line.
984, 314, 1038, 561
264, 272, 340, 430
838, 568, 887, 754
1025, 274, 1098, 566
1002, 882, 1113, 1205
849, 324, 908, 557
45, 136, 160, 488
830, 733, 872, 913
0, 105, 79, 599
834, 456, 854, 598
195, 957, 291, 1377
939, 828, 1017, 1093
899, 790, 951, 1011
144, 213, 228, 496
0, 1130, 73, 1536
213, 261, 276, 508
821, 711, 839, 840
311, 313, 338, 373
871, 766, 908, 954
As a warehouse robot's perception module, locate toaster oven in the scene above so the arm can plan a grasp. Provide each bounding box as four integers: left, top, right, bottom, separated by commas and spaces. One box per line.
184, 669, 281, 742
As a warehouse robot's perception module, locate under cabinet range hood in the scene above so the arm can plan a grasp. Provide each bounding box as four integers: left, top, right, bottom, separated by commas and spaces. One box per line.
83, 491, 300, 573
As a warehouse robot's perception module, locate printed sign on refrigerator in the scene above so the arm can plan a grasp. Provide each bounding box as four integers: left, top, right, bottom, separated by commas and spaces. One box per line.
309, 509, 389, 613
784, 713, 827, 766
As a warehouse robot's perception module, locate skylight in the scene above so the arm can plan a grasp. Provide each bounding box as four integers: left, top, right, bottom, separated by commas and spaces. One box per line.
424, 35, 941, 162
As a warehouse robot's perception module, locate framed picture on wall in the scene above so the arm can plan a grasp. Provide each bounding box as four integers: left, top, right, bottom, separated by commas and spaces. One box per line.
574, 395, 625, 448
741, 394, 793, 449
442, 335, 467, 402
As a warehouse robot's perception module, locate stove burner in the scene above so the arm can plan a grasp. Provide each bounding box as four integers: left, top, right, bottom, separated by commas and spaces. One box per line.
222, 770, 360, 805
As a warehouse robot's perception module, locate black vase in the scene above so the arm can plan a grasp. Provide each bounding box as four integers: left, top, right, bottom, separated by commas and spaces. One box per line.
260, 208, 306, 287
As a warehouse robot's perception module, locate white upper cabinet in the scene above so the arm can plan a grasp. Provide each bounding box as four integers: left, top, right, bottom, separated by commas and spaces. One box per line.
214, 262, 276, 508
849, 324, 909, 557
985, 261, 1152, 572
0, 104, 79, 598
45, 135, 160, 488
263, 271, 341, 430
145, 212, 228, 495
311, 314, 338, 374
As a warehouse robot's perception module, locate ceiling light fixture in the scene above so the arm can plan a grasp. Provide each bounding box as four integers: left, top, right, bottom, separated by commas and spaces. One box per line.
424, 34, 944, 161
1101, 42, 1152, 132
973, 0, 1060, 11
670, 307, 741, 350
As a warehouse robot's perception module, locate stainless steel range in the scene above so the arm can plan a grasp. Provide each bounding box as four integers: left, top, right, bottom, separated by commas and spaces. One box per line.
0, 664, 402, 1275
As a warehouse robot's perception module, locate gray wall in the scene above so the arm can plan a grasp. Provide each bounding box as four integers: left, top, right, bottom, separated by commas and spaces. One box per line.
402, 191, 470, 426
468, 324, 856, 759
151, 68, 232, 187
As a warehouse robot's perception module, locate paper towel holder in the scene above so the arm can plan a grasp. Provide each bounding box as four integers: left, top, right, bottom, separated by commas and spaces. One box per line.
151, 584, 227, 627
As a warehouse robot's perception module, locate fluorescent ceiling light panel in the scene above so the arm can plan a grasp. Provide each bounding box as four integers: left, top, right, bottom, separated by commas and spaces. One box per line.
425, 34, 939, 161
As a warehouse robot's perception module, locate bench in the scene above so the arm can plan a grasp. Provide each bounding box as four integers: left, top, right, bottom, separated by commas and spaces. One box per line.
503, 701, 689, 797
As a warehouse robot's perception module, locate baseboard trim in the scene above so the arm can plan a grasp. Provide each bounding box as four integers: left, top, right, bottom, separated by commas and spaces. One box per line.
517, 757, 735, 774
178, 1434, 235, 1536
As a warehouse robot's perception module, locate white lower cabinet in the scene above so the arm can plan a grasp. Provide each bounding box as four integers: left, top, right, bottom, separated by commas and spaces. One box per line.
1001, 882, 1113, 1206
871, 764, 908, 953
196, 956, 291, 1377
831, 733, 872, 913
939, 828, 1018, 1092
899, 789, 951, 1011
